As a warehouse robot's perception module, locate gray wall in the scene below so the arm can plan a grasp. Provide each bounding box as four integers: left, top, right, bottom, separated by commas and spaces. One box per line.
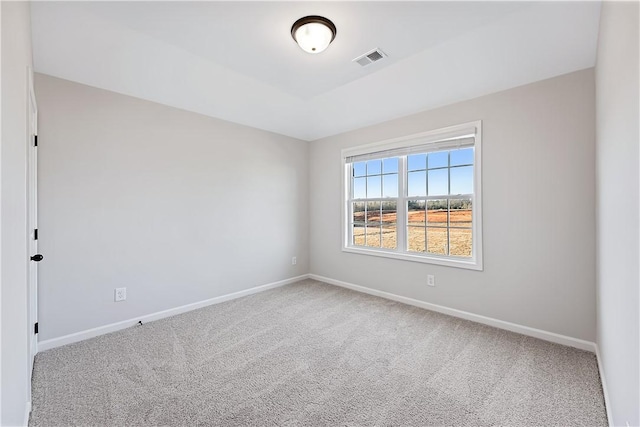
595, 2, 640, 425
35, 74, 309, 342
310, 69, 597, 342
1, 2, 33, 425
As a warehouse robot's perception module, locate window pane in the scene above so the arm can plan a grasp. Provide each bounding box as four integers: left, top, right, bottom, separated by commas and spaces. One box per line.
427, 200, 448, 227
383, 158, 398, 174
427, 227, 448, 255
449, 199, 472, 228
428, 169, 448, 196
353, 162, 366, 177
367, 176, 382, 198
450, 148, 474, 166
352, 202, 365, 223
428, 151, 448, 169
408, 171, 427, 197
353, 177, 366, 199
367, 159, 382, 175
366, 201, 381, 223
365, 225, 381, 247
407, 200, 426, 226
382, 174, 398, 198
449, 228, 472, 257
408, 154, 426, 171
450, 166, 473, 195
352, 223, 365, 246
381, 225, 397, 249
407, 226, 426, 252
381, 201, 397, 225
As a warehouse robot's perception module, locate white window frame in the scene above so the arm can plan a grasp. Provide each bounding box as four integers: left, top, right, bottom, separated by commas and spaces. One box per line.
341, 121, 483, 271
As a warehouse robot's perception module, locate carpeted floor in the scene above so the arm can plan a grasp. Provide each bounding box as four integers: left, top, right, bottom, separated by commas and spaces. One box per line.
30, 279, 607, 426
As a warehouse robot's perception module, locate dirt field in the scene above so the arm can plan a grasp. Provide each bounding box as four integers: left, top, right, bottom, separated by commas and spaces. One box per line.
353, 209, 471, 226
353, 209, 472, 256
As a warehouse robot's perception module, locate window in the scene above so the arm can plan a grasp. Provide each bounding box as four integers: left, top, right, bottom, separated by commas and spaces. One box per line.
342, 121, 483, 270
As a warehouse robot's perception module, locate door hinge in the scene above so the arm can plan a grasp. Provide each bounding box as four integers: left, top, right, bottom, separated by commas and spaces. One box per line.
34, 229, 38, 240
34, 322, 38, 334
34, 135, 38, 147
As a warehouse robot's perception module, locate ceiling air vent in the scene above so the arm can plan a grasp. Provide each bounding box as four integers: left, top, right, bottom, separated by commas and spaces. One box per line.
353, 48, 387, 67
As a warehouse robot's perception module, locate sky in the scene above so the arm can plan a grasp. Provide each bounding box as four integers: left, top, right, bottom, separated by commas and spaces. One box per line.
352, 148, 474, 199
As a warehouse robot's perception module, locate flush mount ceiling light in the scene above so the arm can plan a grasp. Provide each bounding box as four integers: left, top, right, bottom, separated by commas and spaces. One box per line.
291, 15, 337, 54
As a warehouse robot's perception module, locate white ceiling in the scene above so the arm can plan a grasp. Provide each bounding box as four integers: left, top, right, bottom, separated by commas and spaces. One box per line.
31, 1, 601, 141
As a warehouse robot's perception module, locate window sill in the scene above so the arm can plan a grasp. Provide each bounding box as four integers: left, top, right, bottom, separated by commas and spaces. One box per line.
342, 246, 483, 271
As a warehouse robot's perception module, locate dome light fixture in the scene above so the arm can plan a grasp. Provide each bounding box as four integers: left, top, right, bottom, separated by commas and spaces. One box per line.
291, 15, 337, 54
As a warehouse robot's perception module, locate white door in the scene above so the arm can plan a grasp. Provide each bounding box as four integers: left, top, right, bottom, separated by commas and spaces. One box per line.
27, 68, 40, 378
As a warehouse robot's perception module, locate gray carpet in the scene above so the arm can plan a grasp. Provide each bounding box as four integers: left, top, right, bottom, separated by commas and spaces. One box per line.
30, 279, 607, 426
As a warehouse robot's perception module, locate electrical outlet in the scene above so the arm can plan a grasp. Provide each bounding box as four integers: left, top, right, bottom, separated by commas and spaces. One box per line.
427, 275, 435, 287
114, 287, 126, 302
292, 256, 297, 265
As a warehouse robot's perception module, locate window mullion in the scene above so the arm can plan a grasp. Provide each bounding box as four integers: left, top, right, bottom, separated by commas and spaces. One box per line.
347, 163, 354, 246
447, 152, 451, 256
397, 156, 407, 253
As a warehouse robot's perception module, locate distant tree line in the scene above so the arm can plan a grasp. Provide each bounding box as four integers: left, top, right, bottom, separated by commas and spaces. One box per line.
354, 199, 471, 213
353, 201, 397, 212
408, 199, 472, 210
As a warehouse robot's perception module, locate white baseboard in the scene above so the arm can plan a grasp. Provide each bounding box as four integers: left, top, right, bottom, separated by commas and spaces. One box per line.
23, 401, 32, 427
595, 344, 614, 427
309, 274, 597, 353
39, 272, 597, 353
38, 274, 310, 352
